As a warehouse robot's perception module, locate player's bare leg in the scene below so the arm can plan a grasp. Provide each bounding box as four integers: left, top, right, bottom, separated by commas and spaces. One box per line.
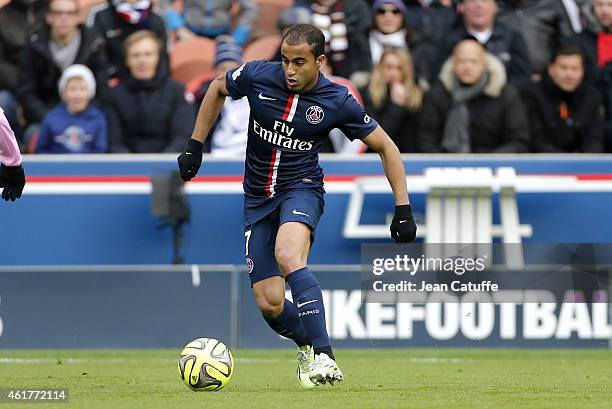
276, 222, 343, 386
275, 222, 310, 276
253, 276, 286, 319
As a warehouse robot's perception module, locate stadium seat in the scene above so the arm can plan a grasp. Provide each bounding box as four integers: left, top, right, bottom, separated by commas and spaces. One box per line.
170, 37, 216, 85
244, 35, 282, 62
186, 71, 216, 96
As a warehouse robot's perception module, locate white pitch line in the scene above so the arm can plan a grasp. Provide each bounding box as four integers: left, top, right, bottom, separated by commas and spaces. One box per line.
409, 358, 472, 364
0, 357, 291, 364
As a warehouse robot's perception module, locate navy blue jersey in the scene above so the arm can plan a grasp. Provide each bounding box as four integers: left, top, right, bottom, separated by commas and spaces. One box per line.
225, 60, 378, 198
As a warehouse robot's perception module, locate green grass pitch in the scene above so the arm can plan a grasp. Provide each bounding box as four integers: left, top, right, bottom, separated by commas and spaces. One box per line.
0, 348, 611, 409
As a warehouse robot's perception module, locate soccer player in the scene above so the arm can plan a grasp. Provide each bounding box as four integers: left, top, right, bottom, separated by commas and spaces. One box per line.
0, 108, 26, 202
178, 24, 417, 388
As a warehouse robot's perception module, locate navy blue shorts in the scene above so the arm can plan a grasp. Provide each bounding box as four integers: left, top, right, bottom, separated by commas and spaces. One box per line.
243, 188, 324, 286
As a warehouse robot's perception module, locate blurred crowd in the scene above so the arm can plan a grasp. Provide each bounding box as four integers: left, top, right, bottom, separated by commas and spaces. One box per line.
1, 0, 611, 155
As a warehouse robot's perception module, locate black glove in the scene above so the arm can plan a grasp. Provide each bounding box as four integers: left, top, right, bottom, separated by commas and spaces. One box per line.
390, 204, 417, 243
0, 164, 26, 202
177, 139, 203, 181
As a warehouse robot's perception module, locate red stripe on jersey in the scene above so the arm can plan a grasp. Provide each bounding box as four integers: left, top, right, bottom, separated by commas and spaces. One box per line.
282, 94, 294, 121
265, 149, 278, 197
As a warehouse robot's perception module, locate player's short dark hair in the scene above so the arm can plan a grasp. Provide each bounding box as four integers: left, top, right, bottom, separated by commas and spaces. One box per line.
281, 24, 326, 59
551, 43, 585, 66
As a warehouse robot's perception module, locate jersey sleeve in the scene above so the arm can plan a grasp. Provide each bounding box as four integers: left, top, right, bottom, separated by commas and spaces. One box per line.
225, 60, 263, 100
337, 92, 378, 141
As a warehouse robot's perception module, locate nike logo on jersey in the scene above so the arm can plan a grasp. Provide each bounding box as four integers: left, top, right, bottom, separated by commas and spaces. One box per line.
292, 209, 309, 217
399, 220, 407, 223
296, 299, 318, 308
258, 93, 276, 101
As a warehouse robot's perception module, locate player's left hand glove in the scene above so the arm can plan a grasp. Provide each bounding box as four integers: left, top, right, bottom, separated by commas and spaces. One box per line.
0, 164, 26, 202
177, 138, 203, 181
390, 204, 417, 243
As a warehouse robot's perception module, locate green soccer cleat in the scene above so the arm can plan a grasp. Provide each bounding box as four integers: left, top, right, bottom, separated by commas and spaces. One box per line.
297, 345, 316, 389
309, 353, 344, 386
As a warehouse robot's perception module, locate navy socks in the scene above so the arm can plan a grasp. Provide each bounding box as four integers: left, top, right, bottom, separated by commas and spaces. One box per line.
286, 267, 334, 360
263, 299, 311, 347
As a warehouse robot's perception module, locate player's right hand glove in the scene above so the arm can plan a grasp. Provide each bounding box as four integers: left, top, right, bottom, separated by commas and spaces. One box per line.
177, 138, 203, 181
390, 204, 417, 243
0, 164, 26, 201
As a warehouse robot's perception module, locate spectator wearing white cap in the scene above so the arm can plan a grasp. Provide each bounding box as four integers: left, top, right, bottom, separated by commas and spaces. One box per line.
34, 64, 108, 153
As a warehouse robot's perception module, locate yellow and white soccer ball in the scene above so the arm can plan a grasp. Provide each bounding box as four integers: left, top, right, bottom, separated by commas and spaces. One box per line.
178, 338, 234, 391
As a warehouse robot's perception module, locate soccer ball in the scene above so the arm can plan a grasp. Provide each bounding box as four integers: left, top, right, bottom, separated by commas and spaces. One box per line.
178, 338, 234, 391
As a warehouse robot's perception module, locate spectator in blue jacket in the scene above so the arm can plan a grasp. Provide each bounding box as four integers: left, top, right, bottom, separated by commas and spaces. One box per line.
35, 64, 108, 153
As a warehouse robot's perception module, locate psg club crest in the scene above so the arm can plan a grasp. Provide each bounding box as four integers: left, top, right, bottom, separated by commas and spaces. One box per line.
306, 105, 324, 125
246, 258, 254, 275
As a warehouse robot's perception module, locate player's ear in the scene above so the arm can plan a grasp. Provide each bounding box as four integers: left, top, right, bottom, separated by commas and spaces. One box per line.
316, 54, 326, 69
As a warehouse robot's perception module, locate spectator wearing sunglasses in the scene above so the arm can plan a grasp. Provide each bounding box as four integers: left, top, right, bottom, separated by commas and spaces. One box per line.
370, 0, 408, 65
369, 0, 436, 89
